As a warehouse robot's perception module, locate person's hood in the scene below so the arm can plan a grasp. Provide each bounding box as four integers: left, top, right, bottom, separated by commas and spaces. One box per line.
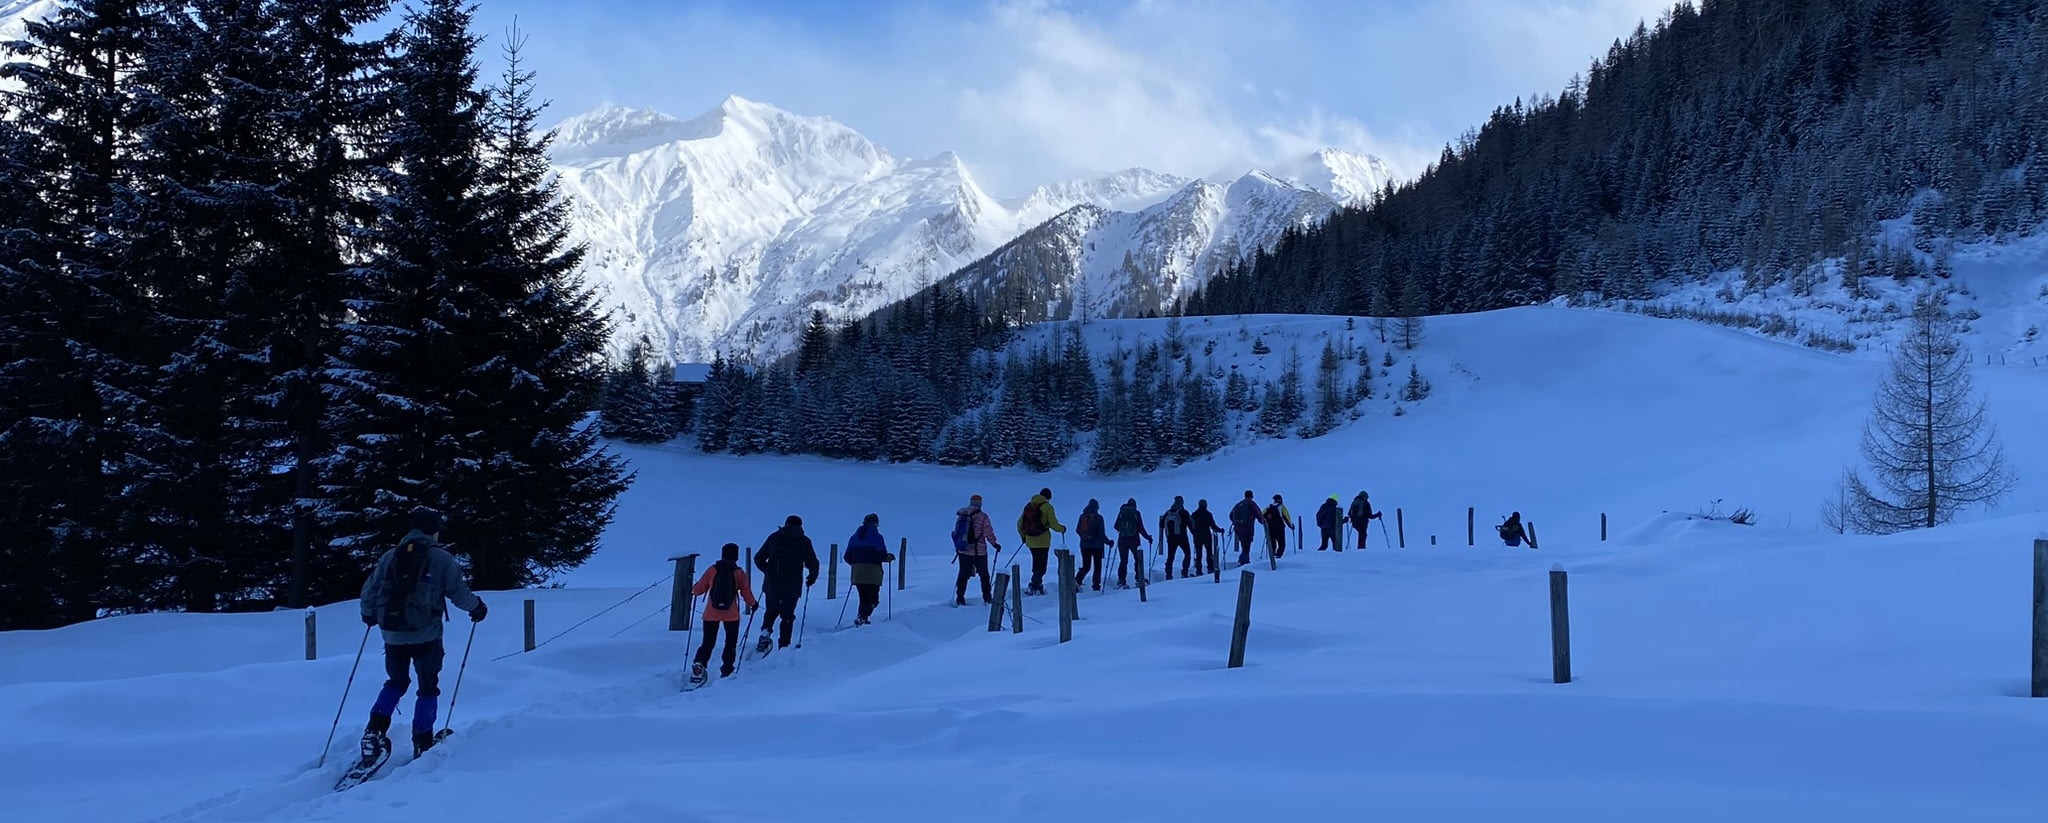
957, 506, 975, 517
1084, 499, 1100, 513
1195, 501, 1210, 510
400, 529, 439, 547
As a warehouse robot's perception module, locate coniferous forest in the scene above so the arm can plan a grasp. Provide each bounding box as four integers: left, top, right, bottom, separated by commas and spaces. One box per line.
1188, 0, 2048, 318
0, 0, 628, 629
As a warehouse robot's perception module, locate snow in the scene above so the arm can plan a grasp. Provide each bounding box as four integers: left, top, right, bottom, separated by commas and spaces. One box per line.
549, 96, 1388, 364
7, 306, 2048, 821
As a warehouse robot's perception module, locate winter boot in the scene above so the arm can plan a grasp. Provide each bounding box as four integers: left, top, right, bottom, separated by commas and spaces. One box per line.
755, 631, 773, 656
689, 663, 708, 686
954, 594, 968, 607
357, 728, 391, 769
412, 731, 436, 758
853, 616, 870, 627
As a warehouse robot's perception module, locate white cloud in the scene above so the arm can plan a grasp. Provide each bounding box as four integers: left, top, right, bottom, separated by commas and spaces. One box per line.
475, 0, 1673, 196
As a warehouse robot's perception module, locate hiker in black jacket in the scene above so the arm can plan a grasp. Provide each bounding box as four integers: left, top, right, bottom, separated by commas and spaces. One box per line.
1347, 491, 1381, 549
753, 515, 820, 653
1190, 499, 1225, 576
1159, 496, 1194, 579
1074, 499, 1110, 591
1228, 491, 1260, 568
1316, 496, 1343, 551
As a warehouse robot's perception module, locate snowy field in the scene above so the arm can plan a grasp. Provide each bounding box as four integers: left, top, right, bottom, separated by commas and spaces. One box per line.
4, 304, 2048, 822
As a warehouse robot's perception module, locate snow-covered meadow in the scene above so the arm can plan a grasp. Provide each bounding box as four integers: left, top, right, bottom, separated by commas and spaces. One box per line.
4, 301, 2047, 822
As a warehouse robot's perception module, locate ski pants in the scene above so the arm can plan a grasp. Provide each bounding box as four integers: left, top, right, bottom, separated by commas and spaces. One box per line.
854, 583, 881, 621
1318, 526, 1340, 551
955, 553, 991, 601
762, 585, 802, 647
1266, 527, 1287, 559
694, 619, 740, 676
1234, 527, 1255, 566
1354, 519, 1369, 549
1164, 534, 1192, 577
1076, 548, 1105, 590
1028, 546, 1050, 591
370, 640, 444, 735
1117, 543, 1146, 586
1192, 535, 1215, 575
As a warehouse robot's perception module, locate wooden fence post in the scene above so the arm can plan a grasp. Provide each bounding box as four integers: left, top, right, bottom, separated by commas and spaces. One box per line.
1011, 564, 1024, 633
1056, 549, 1075, 643
523, 598, 536, 652
2033, 540, 2048, 697
989, 571, 1010, 632
304, 609, 317, 661
1227, 570, 1255, 669
1397, 508, 1406, 548
1295, 515, 1303, 554
668, 553, 699, 631
1138, 553, 1150, 602
1601, 513, 1608, 542
827, 544, 839, 599
1550, 565, 1572, 684
898, 538, 907, 591
1468, 507, 1474, 546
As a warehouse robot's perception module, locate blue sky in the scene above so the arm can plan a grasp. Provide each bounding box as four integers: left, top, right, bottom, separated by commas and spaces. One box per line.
471, 0, 1674, 196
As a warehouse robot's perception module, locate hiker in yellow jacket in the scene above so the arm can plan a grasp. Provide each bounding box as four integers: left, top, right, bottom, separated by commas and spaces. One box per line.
1017, 487, 1067, 596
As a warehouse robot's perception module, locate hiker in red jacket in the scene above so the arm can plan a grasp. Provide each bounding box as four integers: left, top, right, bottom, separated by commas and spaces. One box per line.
952, 494, 1001, 606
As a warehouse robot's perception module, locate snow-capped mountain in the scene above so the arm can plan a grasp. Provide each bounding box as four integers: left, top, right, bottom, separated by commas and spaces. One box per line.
0, 1, 58, 48
550, 97, 1388, 363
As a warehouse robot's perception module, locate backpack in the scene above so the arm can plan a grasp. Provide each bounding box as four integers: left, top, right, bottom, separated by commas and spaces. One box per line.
378, 537, 434, 632
1230, 501, 1256, 528
1020, 502, 1046, 537
1164, 509, 1186, 537
708, 561, 738, 611
1318, 503, 1338, 529
1079, 512, 1105, 545
1263, 505, 1285, 529
1114, 507, 1140, 536
952, 511, 974, 551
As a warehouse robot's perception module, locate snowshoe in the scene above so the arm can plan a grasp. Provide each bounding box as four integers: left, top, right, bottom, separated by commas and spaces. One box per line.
685, 663, 710, 691
755, 633, 773, 656
412, 731, 436, 758
334, 731, 391, 792
853, 617, 869, 627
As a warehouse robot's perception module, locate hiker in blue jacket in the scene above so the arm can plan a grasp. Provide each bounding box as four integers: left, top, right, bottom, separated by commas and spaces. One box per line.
844, 513, 895, 625
357, 507, 486, 763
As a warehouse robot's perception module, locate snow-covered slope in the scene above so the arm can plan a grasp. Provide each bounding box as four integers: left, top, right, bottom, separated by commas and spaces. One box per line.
0, 0, 55, 42
947, 172, 1338, 322
7, 307, 2048, 822
551, 97, 1385, 362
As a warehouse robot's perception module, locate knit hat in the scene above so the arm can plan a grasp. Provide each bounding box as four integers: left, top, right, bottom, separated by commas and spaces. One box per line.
1272, 494, 1283, 502
785, 514, 803, 527
409, 506, 445, 534
863, 512, 879, 525
1040, 487, 1052, 500
1085, 498, 1100, 512
720, 542, 740, 562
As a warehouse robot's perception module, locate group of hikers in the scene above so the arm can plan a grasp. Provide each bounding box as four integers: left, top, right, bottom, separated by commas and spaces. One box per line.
346, 494, 1542, 771
947, 487, 1388, 600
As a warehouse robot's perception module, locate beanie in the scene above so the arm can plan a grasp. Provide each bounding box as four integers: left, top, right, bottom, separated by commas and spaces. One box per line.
721, 542, 740, 562
863, 512, 879, 526
785, 514, 802, 527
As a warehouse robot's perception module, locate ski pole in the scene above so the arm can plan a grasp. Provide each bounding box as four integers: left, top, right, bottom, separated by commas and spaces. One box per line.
1378, 517, 1391, 547
439, 621, 477, 738
734, 607, 759, 673
886, 562, 893, 621
835, 579, 853, 630
796, 584, 812, 647
681, 590, 697, 677
316, 624, 374, 769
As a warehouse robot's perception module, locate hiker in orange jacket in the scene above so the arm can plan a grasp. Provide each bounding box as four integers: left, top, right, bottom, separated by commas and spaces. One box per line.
690, 543, 759, 680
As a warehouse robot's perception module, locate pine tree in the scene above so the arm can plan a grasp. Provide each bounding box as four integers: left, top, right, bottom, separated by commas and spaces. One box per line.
1402, 363, 1433, 402
1090, 353, 1133, 474
0, 0, 168, 624
1253, 348, 1306, 437
1223, 367, 1251, 411
600, 341, 676, 443
1843, 293, 2014, 533
1307, 340, 1344, 437
327, 0, 627, 589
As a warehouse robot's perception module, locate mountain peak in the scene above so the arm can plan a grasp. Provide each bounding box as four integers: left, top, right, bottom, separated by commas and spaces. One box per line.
551, 104, 695, 161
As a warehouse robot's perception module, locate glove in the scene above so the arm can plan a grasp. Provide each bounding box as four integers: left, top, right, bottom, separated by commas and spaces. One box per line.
746, 603, 758, 615
361, 613, 378, 627
806, 574, 817, 587
469, 600, 488, 623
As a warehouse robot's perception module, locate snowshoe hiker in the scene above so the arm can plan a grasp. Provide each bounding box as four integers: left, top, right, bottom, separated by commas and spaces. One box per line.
1016, 488, 1066, 596
1316, 496, 1343, 551
844, 514, 894, 626
1347, 491, 1382, 549
1262, 494, 1293, 559
1190, 499, 1225, 576
753, 515, 820, 653
1074, 499, 1110, 591
691, 543, 760, 683
1229, 491, 1260, 568
356, 507, 485, 761
953, 495, 1000, 606
1497, 512, 1535, 549
1159, 496, 1194, 578
1113, 498, 1153, 589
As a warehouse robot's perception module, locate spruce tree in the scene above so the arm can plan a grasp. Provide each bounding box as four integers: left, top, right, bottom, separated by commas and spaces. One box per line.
328, 0, 626, 589
1402, 363, 1433, 402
